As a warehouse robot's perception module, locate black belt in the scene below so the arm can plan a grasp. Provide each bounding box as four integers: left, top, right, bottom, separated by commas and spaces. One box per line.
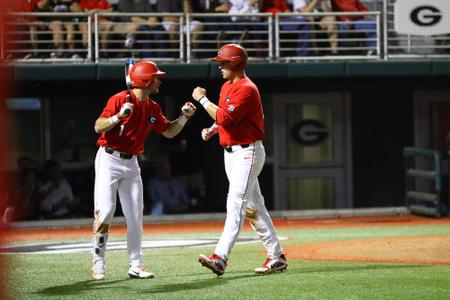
224, 144, 250, 153
104, 147, 134, 159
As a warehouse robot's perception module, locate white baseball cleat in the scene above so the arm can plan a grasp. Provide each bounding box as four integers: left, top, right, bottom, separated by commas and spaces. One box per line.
91, 258, 106, 280
128, 265, 154, 279
255, 253, 288, 275
198, 253, 227, 276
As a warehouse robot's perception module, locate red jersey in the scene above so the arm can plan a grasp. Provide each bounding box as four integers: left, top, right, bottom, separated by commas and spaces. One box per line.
10, 0, 42, 20
10, 0, 40, 12
331, 0, 368, 21
96, 90, 170, 154
80, 0, 111, 10
215, 77, 265, 147
262, 0, 290, 15
80, 0, 111, 21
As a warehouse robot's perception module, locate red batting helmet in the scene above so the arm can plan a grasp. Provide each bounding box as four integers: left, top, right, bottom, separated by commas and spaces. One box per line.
129, 60, 166, 88
212, 44, 248, 71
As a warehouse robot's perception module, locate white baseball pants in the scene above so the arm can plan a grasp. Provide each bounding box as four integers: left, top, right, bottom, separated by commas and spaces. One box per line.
93, 147, 144, 267
214, 141, 283, 261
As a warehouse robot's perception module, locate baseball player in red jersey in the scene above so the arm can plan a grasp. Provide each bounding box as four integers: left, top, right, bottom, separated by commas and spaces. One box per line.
91, 60, 196, 280
192, 44, 287, 276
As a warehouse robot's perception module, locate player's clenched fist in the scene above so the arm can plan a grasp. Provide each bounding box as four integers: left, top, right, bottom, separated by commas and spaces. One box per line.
181, 102, 196, 118
118, 102, 134, 119
201, 124, 218, 141
192, 87, 206, 101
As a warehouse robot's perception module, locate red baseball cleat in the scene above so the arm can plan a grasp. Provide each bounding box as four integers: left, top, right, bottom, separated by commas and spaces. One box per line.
198, 253, 227, 276
254, 253, 287, 275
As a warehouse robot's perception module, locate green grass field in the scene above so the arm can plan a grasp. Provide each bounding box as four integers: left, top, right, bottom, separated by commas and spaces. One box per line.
4, 223, 450, 300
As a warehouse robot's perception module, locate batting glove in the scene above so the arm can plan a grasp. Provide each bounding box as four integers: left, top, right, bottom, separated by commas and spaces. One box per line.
118, 102, 134, 119
181, 102, 196, 119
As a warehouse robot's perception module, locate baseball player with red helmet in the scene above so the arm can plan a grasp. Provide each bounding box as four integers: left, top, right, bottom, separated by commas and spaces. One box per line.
91, 60, 196, 280
192, 44, 287, 276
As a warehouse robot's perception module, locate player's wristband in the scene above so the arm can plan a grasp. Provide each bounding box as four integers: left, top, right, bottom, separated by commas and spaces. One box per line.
108, 114, 120, 125
199, 96, 211, 110
176, 115, 188, 127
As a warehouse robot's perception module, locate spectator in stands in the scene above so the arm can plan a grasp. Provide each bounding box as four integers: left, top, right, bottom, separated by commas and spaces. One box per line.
79, 0, 113, 57
7, 0, 50, 59
117, 0, 166, 58
194, 1, 232, 48
38, 159, 79, 219
331, 0, 377, 56
261, 0, 294, 57
147, 160, 190, 215
293, 0, 338, 55
48, 0, 83, 59
262, 0, 290, 15
156, 0, 205, 58
228, 0, 262, 45
183, 1, 206, 57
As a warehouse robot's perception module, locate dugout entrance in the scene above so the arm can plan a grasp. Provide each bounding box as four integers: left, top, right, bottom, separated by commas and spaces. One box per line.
272, 92, 352, 210
408, 89, 450, 216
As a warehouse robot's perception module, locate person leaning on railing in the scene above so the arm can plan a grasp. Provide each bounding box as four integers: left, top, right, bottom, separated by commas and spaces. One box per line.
78, 0, 113, 58
330, 0, 377, 56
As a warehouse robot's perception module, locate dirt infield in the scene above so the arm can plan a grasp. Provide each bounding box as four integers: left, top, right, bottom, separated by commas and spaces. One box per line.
285, 235, 450, 265
4, 215, 450, 265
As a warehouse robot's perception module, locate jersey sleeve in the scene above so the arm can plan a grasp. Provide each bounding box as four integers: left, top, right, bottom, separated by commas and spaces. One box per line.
98, 94, 120, 119
216, 85, 256, 126
152, 102, 171, 134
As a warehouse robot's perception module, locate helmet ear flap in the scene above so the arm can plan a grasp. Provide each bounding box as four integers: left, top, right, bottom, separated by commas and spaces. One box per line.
129, 64, 136, 87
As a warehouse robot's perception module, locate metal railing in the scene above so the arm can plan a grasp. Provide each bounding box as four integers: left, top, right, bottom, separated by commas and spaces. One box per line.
94, 13, 184, 62
3, 12, 92, 62
1, 7, 450, 63
403, 147, 448, 217
186, 13, 273, 63
275, 12, 381, 61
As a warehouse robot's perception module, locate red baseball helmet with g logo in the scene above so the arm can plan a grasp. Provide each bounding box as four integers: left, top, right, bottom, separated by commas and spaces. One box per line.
129, 61, 166, 88
212, 44, 248, 71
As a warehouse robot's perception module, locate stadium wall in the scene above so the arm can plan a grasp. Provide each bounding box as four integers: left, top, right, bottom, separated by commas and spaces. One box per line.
5, 61, 450, 212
